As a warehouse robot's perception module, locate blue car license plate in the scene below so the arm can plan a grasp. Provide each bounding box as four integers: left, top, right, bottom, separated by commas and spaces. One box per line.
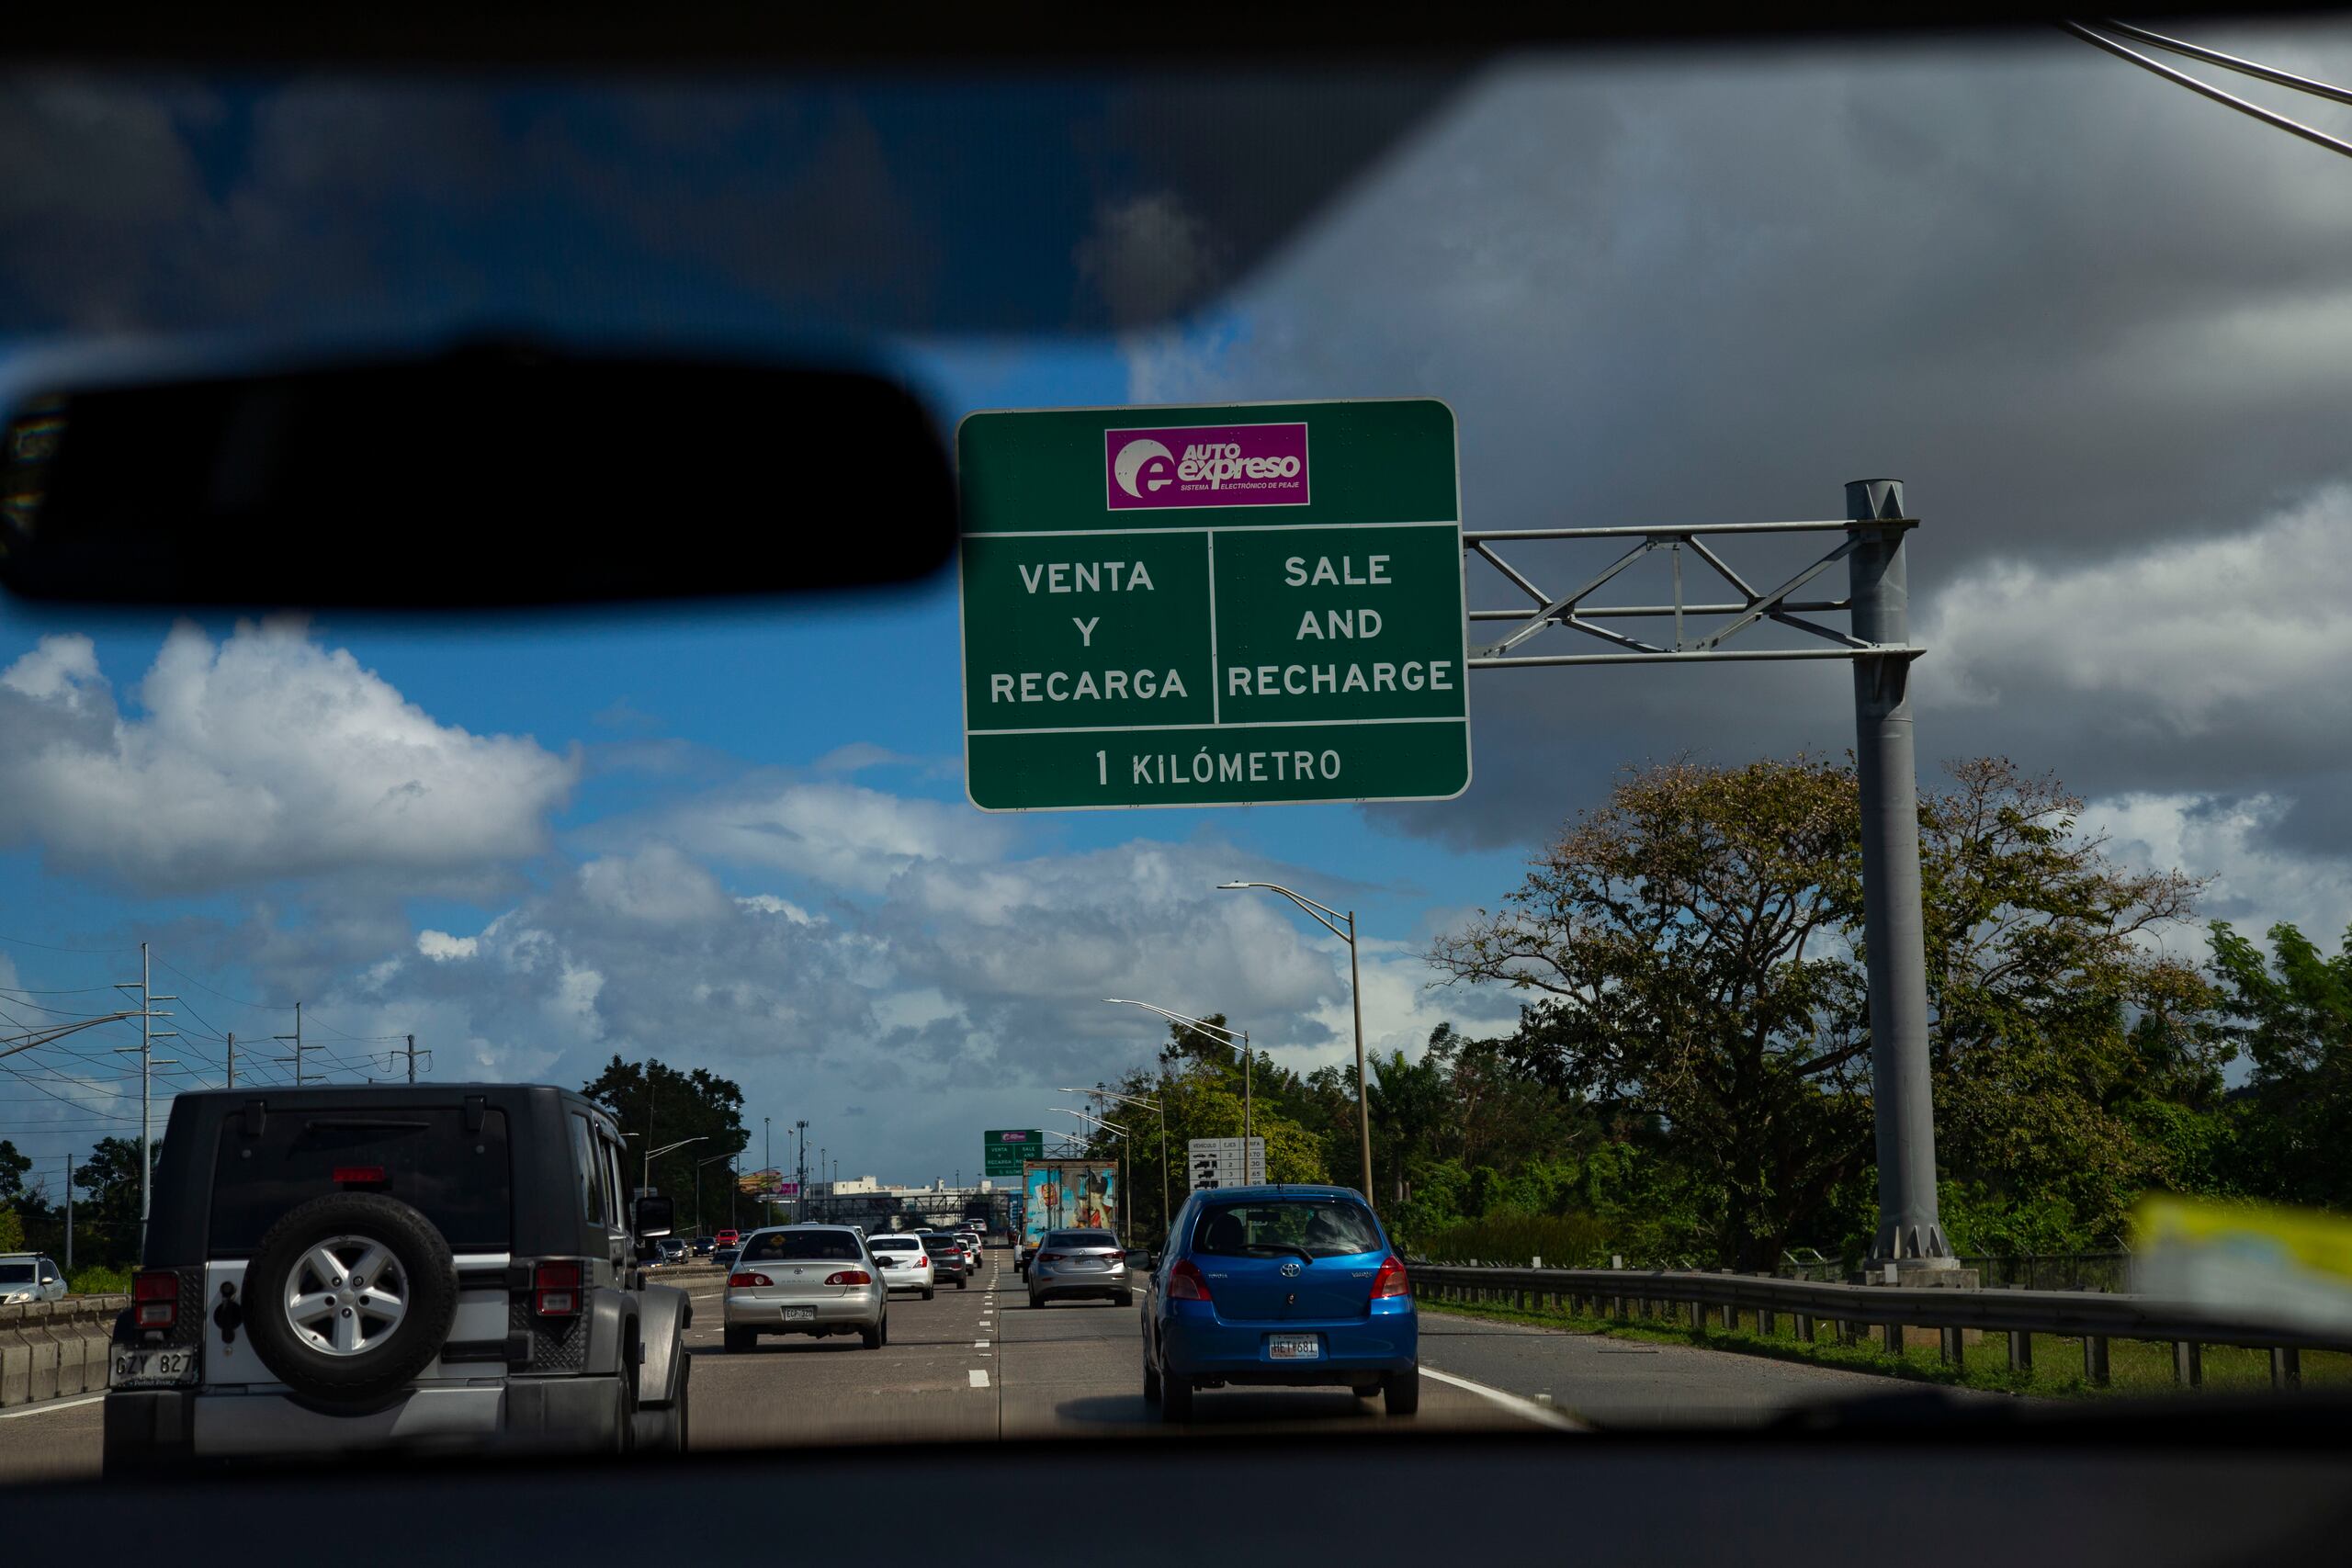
1268, 1334, 1320, 1360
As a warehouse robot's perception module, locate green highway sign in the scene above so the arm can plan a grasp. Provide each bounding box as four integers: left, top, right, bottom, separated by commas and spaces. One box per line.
957, 400, 1470, 810
983, 1128, 1043, 1177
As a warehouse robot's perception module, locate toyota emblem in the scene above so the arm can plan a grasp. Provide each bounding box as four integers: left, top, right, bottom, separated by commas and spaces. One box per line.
1280, 1261, 1303, 1278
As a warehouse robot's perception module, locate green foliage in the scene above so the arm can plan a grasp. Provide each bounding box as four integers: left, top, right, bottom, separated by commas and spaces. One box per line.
2207, 919, 2352, 1208
0, 1204, 22, 1251
1414, 1205, 1613, 1267
69, 1264, 131, 1295
73, 1136, 148, 1268
579, 1056, 750, 1213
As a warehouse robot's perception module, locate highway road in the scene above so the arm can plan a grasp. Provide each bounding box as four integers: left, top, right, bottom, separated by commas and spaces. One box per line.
0, 1249, 1962, 1481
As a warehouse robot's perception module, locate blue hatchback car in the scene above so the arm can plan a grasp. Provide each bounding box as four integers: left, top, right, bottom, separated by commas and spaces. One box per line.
1142, 1184, 1417, 1422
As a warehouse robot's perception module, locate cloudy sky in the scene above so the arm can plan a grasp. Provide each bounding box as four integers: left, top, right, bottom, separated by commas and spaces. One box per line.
3, 23, 2349, 1190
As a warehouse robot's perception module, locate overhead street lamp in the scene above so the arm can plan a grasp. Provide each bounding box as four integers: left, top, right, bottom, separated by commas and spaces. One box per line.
1219, 880, 1375, 1211
643, 1135, 707, 1197
1063, 1086, 1168, 1245
1104, 998, 1251, 1144
693, 1151, 735, 1236
1056, 1108, 1130, 1243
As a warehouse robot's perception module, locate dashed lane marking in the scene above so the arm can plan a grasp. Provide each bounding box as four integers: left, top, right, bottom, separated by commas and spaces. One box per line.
969, 1369, 990, 1388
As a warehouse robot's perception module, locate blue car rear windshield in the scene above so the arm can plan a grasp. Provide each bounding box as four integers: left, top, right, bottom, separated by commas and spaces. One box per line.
1191, 1200, 1381, 1258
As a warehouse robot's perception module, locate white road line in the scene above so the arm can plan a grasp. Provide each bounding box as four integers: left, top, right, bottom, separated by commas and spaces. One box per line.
975, 1338, 990, 1348
690, 1292, 722, 1302
0, 1393, 106, 1419
1420, 1366, 1586, 1432
968, 1369, 990, 1388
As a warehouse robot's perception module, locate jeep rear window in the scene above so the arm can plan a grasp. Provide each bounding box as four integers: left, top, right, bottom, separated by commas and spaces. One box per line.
208, 1106, 514, 1254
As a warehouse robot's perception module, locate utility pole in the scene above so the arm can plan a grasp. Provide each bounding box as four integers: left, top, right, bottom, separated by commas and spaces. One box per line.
795, 1118, 809, 1222
224, 1032, 235, 1089
62, 1153, 73, 1274
273, 1000, 303, 1087
1847, 479, 1953, 1268
403, 1032, 418, 1083
113, 942, 177, 1255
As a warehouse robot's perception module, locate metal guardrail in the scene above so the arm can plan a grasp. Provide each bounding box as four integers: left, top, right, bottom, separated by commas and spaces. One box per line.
1409, 1262, 2350, 1389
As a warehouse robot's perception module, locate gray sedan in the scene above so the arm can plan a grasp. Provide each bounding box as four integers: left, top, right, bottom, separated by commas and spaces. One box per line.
1027, 1229, 1131, 1307
723, 1225, 888, 1350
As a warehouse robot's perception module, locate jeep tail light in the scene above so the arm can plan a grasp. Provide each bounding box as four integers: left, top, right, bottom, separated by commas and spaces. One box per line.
132, 1269, 178, 1329
1370, 1256, 1411, 1299
533, 1259, 583, 1317
824, 1269, 872, 1286
729, 1271, 774, 1288
1168, 1258, 1212, 1302
333, 1165, 388, 1186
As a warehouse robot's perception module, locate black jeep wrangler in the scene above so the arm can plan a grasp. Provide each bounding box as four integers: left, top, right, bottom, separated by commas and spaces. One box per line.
104, 1083, 692, 1471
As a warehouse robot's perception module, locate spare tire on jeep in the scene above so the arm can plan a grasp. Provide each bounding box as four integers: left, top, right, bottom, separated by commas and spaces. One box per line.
242, 1191, 459, 1403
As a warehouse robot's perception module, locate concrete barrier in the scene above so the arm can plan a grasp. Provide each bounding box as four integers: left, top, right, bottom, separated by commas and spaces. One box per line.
0, 1294, 130, 1410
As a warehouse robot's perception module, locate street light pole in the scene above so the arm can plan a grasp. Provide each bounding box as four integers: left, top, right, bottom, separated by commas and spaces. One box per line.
1219, 881, 1375, 1209
1104, 998, 1251, 1145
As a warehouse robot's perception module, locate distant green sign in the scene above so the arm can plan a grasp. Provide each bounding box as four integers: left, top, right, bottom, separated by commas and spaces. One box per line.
984, 1128, 1042, 1177
957, 399, 1471, 810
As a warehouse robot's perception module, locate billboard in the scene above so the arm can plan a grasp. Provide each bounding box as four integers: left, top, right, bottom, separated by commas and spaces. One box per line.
737, 1168, 782, 1194
1021, 1159, 1118, 1249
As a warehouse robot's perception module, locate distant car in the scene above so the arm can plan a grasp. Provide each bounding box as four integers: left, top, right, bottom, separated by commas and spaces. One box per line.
1027, 1229, 1130, 1309
652, 1236, 688, 1267
711, 1247, 740, 1274
0, 1253, 66, 1305
955, 1232, 985, 1269
1143, 1185, 1416, 1423
715, 1228, 742, 1249
691, 1235, 717, 1257
723, 1225, 886, 1351
865, 1233, 935, 1299
918, 1234, 970, 1289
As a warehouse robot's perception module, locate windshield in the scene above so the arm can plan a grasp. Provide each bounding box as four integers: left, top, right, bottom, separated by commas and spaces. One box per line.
3, 19, 2350, 1492
1193, 1201, 1380, 1258
741, 1231, 863, 1262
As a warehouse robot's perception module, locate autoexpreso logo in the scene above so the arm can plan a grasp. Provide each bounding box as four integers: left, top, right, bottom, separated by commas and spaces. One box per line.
1104, 421, 1310, 511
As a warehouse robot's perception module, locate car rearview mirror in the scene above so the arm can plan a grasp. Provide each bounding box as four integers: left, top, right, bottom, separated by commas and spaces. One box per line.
0, 336, 956, 609
633, 1194, 675, 1239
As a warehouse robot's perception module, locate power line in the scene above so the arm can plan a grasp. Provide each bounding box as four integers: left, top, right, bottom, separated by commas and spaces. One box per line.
2064, 19, 2352, 161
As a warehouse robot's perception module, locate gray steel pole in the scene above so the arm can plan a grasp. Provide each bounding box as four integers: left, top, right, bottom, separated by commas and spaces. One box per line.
62, 1153, 72, 1275
1349, 910, 1375, 1213
406, 1032, 416, 1084
1847, 478, 1952, 1266
139, 943, 150, 1247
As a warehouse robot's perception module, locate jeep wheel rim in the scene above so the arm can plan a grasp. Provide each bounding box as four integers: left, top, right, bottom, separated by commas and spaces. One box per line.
284, 1234, 409, 1356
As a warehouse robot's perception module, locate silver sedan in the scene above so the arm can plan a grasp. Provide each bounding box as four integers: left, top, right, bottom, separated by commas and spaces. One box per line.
722, 1224, 888, 1350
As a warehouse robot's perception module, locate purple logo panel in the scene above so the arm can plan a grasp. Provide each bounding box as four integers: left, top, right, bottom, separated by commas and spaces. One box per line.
1104, 422, 1310, 511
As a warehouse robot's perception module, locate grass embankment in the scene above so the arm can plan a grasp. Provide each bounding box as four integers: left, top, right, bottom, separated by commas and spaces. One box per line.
66, 1265, 131, 1295
1418, 1292, 2352, 1399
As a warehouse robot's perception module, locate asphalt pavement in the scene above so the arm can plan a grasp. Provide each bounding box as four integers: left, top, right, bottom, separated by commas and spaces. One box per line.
0, 1248, 1977, 1481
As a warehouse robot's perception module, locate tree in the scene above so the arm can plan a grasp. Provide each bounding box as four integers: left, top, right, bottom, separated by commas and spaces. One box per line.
1917, 760, 2226, 1249
1431, 756, 1873, 1269
74, 1136, 148, 1267
578, 1057, 750, 1223
1431, 754, 2220, 1267
2208, 919, 2352, 1208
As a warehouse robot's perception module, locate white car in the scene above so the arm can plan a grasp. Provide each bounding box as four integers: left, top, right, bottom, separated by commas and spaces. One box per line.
722, 1224, 888, 1351
865, 1233, 936, 1299
0, 1253, 66, 1304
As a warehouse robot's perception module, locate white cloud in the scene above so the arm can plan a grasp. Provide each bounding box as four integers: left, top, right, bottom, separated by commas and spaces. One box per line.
2092, 790, 2352, 951
655, 778, 1010, 895
416, 931, 478, 961
1919, 487, 2352, 744
0, 621, 577, 893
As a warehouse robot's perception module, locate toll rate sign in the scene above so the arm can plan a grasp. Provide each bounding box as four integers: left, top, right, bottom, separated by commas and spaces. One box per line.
957, 400, 1471, 810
